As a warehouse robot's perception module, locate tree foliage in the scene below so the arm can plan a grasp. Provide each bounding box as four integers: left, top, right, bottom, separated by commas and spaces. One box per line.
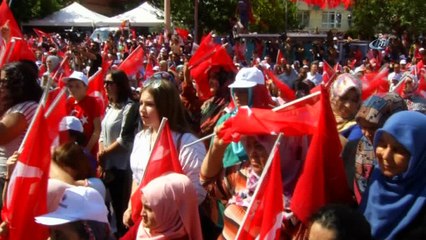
7, 0, 71, 22
352, 0, 426, 39
149, 0, 298, 35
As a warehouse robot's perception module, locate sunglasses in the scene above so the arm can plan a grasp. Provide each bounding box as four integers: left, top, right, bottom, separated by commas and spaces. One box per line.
104, 81, 115, 86
142, 79, 162, 88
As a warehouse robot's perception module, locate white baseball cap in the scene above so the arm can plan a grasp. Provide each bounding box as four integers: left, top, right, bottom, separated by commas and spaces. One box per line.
63, 71, 88, 86
229, 67, 264, 88
35, 186, 108, 226
400, 59, 407, 65
59, 116, 83, 133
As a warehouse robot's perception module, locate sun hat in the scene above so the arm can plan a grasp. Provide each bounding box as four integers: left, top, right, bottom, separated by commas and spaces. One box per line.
228, 67, 264, 88
59, 116, 83, 133
62, 71, 88, 86
35, 186, 108, 226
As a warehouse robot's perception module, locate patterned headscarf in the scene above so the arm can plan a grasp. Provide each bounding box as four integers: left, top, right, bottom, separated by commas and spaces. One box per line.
353, 93, 407, 203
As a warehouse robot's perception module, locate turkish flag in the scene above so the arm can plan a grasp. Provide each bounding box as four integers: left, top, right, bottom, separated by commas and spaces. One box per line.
2, 92, 65, 239
322, 60, 335, 84
0, 37, 36, 66
130, 119, 183, 222
290, 86, 353, 224
144, 60, 154, 80
0, 0, 22, 38
118, 45, 144, 77
218, 92, 321, 143
87, 66, 109, 116
264, 69, 296, 102
236, 143, 284, 240
190, 44, 236, 101
175, 27, 189, 41
361, 66, 389, 100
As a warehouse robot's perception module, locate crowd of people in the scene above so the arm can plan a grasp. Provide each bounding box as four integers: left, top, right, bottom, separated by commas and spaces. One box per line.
1, 13, 426, 239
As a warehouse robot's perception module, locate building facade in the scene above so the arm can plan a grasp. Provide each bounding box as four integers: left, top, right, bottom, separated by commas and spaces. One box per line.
296, 1, 352, 32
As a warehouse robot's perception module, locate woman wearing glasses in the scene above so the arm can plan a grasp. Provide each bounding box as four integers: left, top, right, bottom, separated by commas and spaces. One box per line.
0, 61, 43, 209
123, 79, 206, 229
98, 70, 139, 237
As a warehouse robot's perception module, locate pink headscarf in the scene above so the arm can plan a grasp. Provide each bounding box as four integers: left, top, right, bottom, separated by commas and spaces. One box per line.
137, 173, 202, 240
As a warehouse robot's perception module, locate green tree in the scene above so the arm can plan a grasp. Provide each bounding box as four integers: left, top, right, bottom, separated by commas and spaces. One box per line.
7, 0, 70, 22
351, 0, 426, 39
149, 0, 298, 35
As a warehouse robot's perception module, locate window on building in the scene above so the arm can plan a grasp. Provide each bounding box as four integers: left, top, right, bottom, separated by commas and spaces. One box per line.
322, 11, 342, 29
297, 11, 310, 29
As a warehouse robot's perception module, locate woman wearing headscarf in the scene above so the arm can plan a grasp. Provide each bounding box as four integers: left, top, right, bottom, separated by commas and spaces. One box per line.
330, 73, 363, 142
201, 134, 277, 239
360, 111, 426, 239
137, 172, 202, 240
399, 72, 426, 114
41, 55, 61, 88
342, 93, 407, 203
214, 67, 275, 168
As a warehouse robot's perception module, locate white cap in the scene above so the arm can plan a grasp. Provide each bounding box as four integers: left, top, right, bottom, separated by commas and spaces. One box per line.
153, 66, 160, 71
420, 48, 425, 52
59, 116, 83, 133
400, 59, 407, 65
333, 37, 338, 41
318, 61, 324, 67
228, 67, 264, 88
354, 65, 366, 74
35, 186, 108, 226
63, 71, 88, 86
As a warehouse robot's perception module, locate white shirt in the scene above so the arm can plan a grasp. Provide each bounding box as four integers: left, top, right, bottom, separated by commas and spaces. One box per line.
130, 128, 207, 204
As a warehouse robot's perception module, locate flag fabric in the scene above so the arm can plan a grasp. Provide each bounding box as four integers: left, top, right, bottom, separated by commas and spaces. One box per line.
87, 66, 109, 116
189, 33, 216, 67
275, 49, 284, 65
130, 119, 183, 221
236, 140, 284, 240
33, 28, 51, 43
264, 69, 296, 102
2, 89, 66, 239
0, 37, 36, 66
218, 92, 321, 143
360, 66, 389, 100
0, 0, 22, 38
144, 60, 154, 80
118, 45, 144, 77
189, 36, 236, 100
290, 86, 353, 224
290, 0, 351, 9
322, 60, 335, 84
175, 27, 189, 41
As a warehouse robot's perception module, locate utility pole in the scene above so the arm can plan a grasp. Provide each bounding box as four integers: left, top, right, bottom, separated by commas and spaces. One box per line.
164, 0, 171, 33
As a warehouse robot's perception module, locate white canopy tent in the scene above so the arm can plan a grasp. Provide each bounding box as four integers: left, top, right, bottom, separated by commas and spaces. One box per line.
99, 2, 164, 27
23, 2, 109, 27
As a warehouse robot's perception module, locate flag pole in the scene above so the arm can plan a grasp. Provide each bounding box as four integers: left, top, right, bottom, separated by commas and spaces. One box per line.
272, 91, 321, 112
181, 132, 215, 150
1, 37, 17, 65
17, 85, 51, 153
234, 133, 283, 239
188, 42, 229, 70
117, 45, 142, 69
44, 88, 67, 118
139, 117, 169, 183
88, 67, 103, 84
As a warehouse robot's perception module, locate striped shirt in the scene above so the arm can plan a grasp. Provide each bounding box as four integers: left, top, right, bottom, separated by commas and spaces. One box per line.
0, 101, 38, 177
